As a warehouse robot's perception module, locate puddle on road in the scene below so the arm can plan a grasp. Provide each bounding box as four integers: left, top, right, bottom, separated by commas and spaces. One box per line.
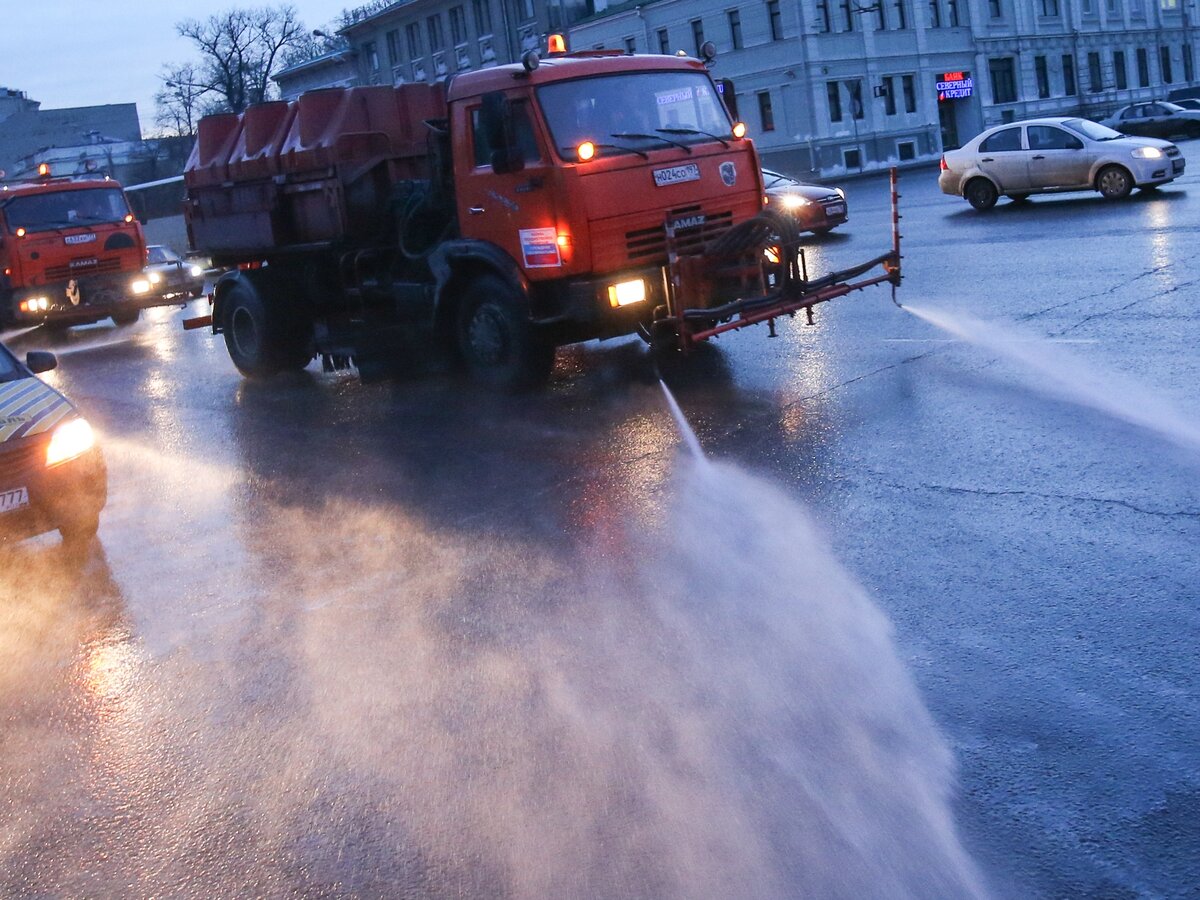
1, 401, 985, 898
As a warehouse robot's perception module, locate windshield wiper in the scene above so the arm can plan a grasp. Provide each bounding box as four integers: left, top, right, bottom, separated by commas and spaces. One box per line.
656, 127, 730, 148
611, 132, 693, 153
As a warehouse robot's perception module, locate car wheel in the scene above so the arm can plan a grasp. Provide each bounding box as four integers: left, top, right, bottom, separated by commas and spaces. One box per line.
1007, 193, 1031, 203
1097, 165, 1133, 200
221, 279, 311, 378
810, 225, 834, 235
110, 308, 140, 326
59, 512, 100, 546
456, 274, 555, 390
965, 178, 998, 211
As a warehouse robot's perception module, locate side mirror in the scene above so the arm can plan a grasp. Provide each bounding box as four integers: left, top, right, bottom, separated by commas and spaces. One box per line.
480, 91, 525, 175
26, 351, 57, 374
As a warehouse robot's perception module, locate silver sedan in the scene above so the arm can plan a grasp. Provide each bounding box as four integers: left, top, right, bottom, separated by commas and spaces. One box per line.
939, 116, 1184, 211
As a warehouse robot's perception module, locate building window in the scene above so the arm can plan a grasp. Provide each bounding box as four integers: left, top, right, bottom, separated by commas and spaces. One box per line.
365, 41, 380, 72
816, 0, 833, 31
1088, 52, 1103, 91
989, 0, 1002, 16
903, 74, 916, 112
947, 0, 961, 24
757, 91, 776, 131
473, 0, 493, 34
407, 23, 422, 58
450, 6, 467, 45
989, 57, 1016, 103
1129, 0, 1143, 13
658, 28, 670, 53
1082, 0, 1093, 11
1063, 54, 1077, 95
625, 36, 636, 52
386, 30, 401, 67
427, 16, 444, 52
883, 76, 897, 114
691, 19, 705, 56
840, 0, 856, 30
519, 0, 535, 19
848, 80, 864, 119
768, 0, 784, 39
1160, 45, 1174, 82
1160, 0, 1177, 8
1137, 47, 1150, 86
1185, 44, 1194, 81
844, 147, 862, 169
827, 81, 843, 122
929, 0, 942, 26
1105, 0, 1118, 11
875, 2, 887, 28
893, 0, 908, 27
1040, 0, 1059, 14
1035, 55, 1050, 97
898, 140, 916, 160
1114, 50, 1128, 88
728, 10, 743, 49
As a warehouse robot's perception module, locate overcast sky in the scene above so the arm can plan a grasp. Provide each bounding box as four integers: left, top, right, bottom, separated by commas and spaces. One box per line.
2, 1, 353, 134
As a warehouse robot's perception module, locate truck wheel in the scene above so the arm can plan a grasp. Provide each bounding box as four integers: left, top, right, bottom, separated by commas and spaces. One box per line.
965, 178, 998, 211
111, 308, 140, 326
457, 275, 555, 389
221, 280, 311, 378
1097, 165, 1133, 200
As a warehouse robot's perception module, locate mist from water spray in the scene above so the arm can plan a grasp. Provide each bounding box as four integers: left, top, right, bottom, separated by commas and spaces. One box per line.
903, 304, 1200, 453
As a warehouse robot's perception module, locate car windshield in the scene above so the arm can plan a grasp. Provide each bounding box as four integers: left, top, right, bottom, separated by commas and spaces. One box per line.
1161, 102, 1187, 112
0, 344, 24, 383
1063, 118, 1124, 141
538, 71, 731, 159
148, 246, 180, 265
2, 187, 131, 233
762, 169, 795, 188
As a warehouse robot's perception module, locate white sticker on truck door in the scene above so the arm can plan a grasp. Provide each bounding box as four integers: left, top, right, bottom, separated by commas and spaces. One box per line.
519, 227, 561, 268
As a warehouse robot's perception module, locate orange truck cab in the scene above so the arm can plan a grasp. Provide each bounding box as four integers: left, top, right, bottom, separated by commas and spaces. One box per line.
0, 170, 149, 328
185, 43, 899, 387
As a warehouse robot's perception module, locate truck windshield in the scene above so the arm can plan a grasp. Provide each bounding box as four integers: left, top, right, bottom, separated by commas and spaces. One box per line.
2, 187, 131, 234
538, 71, 731, 160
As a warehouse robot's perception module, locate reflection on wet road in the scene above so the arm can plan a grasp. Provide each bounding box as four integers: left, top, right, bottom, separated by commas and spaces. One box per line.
3, 169, 1199, 897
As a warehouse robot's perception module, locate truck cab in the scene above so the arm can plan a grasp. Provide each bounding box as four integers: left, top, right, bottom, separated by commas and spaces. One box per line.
0, 170, 149, 328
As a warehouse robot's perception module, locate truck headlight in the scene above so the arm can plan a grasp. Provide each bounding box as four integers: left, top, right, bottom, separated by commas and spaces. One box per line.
131, 279, 151, 294
607, 278, 647, 308
1132, 146, 1164, 159
46, 418, 96, 467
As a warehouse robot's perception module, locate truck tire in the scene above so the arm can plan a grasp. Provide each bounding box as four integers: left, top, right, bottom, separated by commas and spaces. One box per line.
111, 308, 140, 326
456, 275, 555, 389
221, 279, 311, 378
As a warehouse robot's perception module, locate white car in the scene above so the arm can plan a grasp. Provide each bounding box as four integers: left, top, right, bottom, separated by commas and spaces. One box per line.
939, 116, 1184, 211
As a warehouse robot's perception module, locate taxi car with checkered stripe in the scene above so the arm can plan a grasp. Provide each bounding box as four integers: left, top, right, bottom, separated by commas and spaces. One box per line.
0, 341, 106, 544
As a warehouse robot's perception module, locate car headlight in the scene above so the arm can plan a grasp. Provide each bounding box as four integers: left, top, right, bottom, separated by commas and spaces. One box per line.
834, 187, 846, 199
131, 279, 151, 294
189, 265, 204, 278
1132, 146, 1164, 159
779, 194, 811, 210
148, 271, 162, 285
607, 278, 646, 307
46, 417, 96, 467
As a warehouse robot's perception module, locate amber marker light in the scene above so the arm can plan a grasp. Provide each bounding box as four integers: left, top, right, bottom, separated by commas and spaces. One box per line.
731, 122, 747, 139
548, 33, 567, 53
577, 141, 596, 162
124, 214, 134, 223
37, 163, 51, 177
15, 227, 26, 238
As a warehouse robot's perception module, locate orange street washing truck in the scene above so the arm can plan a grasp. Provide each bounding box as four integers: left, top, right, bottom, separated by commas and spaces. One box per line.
183, 39, 901, 387
0, 166, 157, 329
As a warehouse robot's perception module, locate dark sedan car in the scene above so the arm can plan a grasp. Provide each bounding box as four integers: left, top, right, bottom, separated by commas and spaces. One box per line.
762, 169, 849, 234
0, 342, 106, 545
1098, 102, 1200, 139
144, 244, 207, 300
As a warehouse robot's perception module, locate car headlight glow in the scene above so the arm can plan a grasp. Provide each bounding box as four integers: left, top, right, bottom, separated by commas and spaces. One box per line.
131, 279, 151, 294
607, 278, 647, 307
1132, 146, 1164, 159
45, 417, 95, 467
780, 194, 810, 209
189, 265, 204, 278
148, 271, 162, 285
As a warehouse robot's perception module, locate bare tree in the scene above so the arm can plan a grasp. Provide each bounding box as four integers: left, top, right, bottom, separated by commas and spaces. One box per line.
154, 63, 208, 137
172, 5, 307, 115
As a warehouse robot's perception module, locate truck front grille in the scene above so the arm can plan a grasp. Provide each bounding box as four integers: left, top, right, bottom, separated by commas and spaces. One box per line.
43, 257, 125, 281
625, 207, 735, 263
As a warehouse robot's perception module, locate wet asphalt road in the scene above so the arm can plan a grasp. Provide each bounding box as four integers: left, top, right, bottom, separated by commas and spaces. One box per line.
2, 159, 1198, 898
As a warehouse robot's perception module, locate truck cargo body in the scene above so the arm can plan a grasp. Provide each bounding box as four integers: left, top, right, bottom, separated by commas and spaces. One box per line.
0, 178, 151, 328
185, 53, 770, 385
